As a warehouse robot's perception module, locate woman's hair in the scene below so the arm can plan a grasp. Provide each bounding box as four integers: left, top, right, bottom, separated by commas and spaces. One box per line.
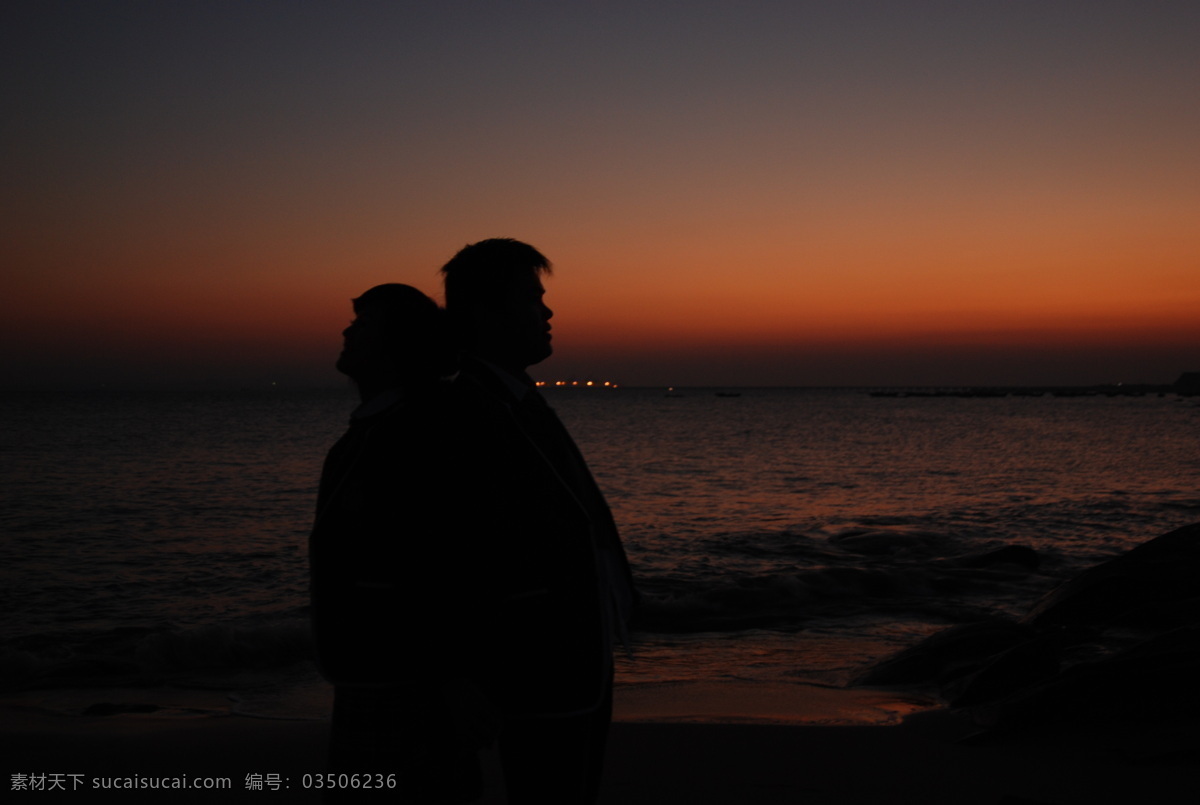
350, 283, 456, 381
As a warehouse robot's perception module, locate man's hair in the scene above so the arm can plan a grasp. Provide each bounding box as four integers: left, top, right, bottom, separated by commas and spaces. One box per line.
350, 283, 454, 380
439, 238, 552, 314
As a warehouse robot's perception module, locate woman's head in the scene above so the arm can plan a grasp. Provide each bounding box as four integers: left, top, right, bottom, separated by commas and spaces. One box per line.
336, 284, 454, 394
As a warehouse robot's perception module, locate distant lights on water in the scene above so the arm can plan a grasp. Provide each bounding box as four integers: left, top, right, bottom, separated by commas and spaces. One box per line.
534, 380, 619, 389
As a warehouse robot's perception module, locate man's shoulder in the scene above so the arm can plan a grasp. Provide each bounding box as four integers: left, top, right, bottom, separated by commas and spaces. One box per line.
442, 367, 544, 463
449, 363, 523, 412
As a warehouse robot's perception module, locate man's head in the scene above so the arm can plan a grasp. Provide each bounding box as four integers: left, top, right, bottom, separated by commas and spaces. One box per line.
440, 238, 554, 372
336, 283, 451, 395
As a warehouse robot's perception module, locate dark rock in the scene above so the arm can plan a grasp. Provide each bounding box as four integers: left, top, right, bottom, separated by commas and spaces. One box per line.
854, 522, 1200, 735
981, 626, 1200, 730
854, 619, 1034, 686
944, 630, 1061, 707
1024, 523, 1200, 628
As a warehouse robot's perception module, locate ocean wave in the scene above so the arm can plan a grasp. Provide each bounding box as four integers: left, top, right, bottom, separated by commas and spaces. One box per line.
631, 526, 1052, 634
0, 618, 314, 691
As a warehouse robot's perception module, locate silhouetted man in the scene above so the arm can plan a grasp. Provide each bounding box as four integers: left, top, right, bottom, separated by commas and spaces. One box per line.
440, 238, 636, 804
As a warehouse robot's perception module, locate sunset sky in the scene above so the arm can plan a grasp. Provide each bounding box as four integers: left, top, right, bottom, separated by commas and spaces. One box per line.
5, 1, 1198, 388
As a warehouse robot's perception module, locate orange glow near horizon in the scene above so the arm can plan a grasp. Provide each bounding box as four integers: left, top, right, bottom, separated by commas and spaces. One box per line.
6, 234, 1197, 388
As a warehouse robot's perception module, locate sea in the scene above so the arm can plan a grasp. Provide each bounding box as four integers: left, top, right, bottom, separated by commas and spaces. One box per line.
2, 386, 1198, 718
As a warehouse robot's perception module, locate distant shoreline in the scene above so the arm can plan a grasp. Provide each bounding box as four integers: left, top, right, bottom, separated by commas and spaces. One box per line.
2, 380, 1197, 395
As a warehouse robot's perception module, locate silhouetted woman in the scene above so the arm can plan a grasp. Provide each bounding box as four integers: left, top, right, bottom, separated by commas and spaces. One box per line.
309, 284, 482, 802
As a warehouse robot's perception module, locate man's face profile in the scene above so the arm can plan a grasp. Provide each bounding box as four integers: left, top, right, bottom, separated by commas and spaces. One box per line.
478, 274, 554, 371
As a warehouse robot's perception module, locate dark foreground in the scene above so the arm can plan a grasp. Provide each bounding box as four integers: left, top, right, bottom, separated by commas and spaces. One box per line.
3, 686, 1195, 804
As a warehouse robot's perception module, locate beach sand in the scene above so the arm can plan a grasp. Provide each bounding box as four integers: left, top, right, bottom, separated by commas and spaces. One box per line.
2, 680, 1195, 803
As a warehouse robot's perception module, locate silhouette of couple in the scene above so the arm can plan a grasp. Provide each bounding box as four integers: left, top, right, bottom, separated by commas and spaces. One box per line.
309, 239, 636, 804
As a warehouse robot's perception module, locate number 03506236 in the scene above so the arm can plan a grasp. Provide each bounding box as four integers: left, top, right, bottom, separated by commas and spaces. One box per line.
302, 774, 397, 789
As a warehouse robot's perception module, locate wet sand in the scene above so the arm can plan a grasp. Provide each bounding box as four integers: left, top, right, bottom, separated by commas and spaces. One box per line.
2, 681, 1194, 803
